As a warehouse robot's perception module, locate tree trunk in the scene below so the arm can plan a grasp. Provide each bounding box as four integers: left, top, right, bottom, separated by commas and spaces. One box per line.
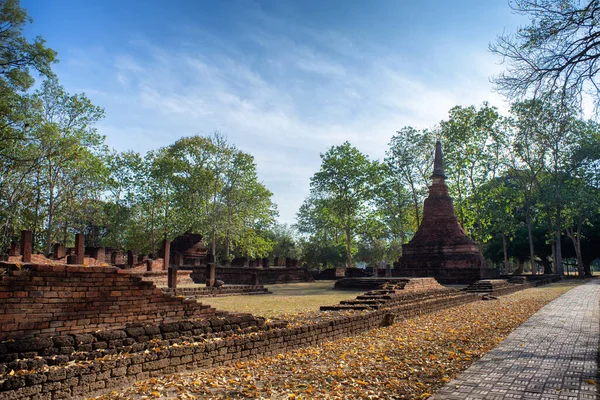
211, 226, 216, 262
526, 209, 536, 274
501, 232, 510, 273
583, 259, 592, 278
566, 226, 584, 278
150, 207, 156, 255
542, 256, 553, 274
345, 226, 353, 268
512, 258, 524, 275
225, 231, 231, 266
45, 187, 55, 255
555, 227, 563, 276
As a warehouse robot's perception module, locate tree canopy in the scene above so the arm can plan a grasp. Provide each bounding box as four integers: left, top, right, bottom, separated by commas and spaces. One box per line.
491, 0, 600, 108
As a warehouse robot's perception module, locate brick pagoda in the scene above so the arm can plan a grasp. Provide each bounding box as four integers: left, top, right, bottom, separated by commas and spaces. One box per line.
395, 140, 486, 284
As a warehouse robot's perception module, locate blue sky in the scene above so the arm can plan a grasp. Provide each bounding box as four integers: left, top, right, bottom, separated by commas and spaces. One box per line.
23, 0, 522, 224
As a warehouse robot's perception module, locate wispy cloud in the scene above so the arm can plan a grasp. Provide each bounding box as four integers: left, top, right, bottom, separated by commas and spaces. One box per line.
59, 3, 507, 224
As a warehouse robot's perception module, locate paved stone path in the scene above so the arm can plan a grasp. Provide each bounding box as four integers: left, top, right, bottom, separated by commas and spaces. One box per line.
432, 281, 599, 400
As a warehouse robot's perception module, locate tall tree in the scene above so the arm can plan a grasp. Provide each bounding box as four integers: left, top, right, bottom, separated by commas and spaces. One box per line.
297, 142, 379, 268
30, 79, 106, 253
386, 127, 433, 229
508, 99, 551, 272
438, 103, 508, 248
0, 0, 57, 160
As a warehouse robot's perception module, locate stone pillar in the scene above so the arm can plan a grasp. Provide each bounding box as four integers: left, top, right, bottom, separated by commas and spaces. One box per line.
113, 251, 125, 265
285, 257, 292, 268
172, 253, 183, 266
20, 230, 32, 263
206, 254, 216, 287
146, 259, 153, 272
74, 233, 85, 265
95, 247, 105, 263
161, 240, 171, 270
167, 267, 177, 289
385, 264, 392, 277
252, 272, 260, 286
127, 250, 137, 266
256, 258, 263, 268
53, 243, 65, 259
66, 254, 77, 264
273, 256, 280, 267
242, 257, 249, 267
262, 258, 269, 269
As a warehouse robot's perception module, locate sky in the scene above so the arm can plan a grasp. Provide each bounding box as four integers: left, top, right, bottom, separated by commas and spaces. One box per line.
22, 0, 523, 224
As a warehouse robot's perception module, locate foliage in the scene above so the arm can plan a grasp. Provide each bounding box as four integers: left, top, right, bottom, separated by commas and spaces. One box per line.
296, 142, 380, 268
0, 0, 57, 160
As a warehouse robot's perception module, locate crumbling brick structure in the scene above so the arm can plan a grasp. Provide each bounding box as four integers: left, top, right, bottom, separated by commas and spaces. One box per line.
395, 141, 488, 284
0, 263, 219, 341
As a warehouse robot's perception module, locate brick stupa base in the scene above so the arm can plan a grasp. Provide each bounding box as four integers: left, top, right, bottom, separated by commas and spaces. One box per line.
395, 141, 487, 284
395, 250, 484, 284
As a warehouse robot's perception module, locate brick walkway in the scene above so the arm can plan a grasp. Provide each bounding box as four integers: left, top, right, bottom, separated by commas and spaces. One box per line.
432, 281, 599, 400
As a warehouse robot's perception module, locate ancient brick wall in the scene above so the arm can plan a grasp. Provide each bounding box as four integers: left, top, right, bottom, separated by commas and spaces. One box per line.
0, 263, 218, 341
190, 266, 313, 285
162, 285, 271, 298
130, 270, 195, 287
0, 289, 480, 399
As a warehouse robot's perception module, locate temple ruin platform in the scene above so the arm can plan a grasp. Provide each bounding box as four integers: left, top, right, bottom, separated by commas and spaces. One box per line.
333, 277, 444, 291
395, 141, 489, 284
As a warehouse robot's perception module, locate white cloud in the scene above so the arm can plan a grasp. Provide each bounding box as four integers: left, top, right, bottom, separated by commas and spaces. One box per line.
65, 13, 507, 225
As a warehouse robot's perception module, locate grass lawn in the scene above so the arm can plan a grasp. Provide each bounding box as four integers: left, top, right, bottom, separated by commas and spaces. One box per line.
204, 281, 364, 318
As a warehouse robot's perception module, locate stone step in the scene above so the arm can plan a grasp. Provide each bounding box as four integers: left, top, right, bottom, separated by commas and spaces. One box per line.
320, 305, 376, 311
356, 295, 393, 300
340, 299, 385, 305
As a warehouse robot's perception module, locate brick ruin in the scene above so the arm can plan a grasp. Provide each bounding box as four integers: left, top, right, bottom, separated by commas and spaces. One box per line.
5, 230, 311, 290
395, 141, 490, 284
0, 257, 550, 399
162, 232, 311, 288
0, 263, 227, 341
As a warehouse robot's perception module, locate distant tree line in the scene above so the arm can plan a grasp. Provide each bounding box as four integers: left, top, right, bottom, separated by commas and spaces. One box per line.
297, 99, 600, 277
0, 0, 287, 263
2, 0, 600, 276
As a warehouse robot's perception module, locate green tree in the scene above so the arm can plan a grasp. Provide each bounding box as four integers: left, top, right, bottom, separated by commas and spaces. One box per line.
508, 99, 552, 272
438, 103, 508, 248
220, 150, 277, 262
386, 127, 433, 228
297, 142, 379, 268
30, 79, 106, 253
562, 119, 600, 276
0, 0, 57, 161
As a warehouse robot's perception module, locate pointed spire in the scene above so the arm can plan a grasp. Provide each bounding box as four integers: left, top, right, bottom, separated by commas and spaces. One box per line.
432, 140, 446, 178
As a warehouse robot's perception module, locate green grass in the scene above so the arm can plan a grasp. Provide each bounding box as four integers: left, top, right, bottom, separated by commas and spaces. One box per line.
203, 281, 364, 318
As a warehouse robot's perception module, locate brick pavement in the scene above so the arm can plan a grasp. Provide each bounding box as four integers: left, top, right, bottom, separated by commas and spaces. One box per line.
432, 281, 599, 400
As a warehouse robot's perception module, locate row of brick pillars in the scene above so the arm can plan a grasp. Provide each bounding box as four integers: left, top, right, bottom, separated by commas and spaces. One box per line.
14, 230, 86, 265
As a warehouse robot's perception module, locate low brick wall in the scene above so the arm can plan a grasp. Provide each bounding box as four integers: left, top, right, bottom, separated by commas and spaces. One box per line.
334, 277, 444, 291
0, 287, 485, 399
130, 270, 195, 287
0, 270, 549, 400
163, 285, 271, 298
190, 266, 313, 285
0, 263, 219, 341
